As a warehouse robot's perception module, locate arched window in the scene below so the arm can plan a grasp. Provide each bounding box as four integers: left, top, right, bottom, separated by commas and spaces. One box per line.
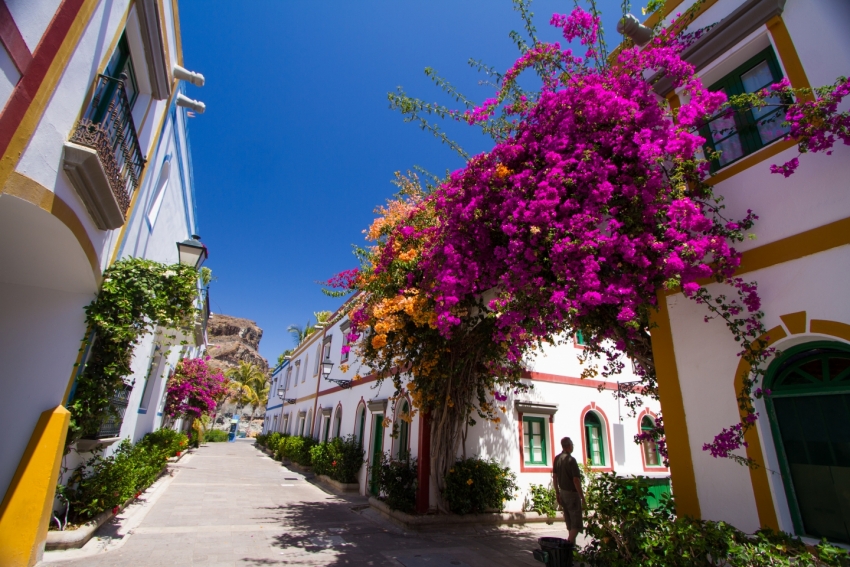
766, 341, 850, 543
333, 407, 342, 439
641, 415, 661, 467
584, 411, 606, 467
306, 409, 313, 437
146, 156, 171, 227
356, 404, 367, 447
396, 401, 410, 459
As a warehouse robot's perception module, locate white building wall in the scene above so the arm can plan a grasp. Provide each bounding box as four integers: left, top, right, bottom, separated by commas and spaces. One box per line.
5, 0, 63, 53
264, 311, 663, 507
659, 0, 850, 536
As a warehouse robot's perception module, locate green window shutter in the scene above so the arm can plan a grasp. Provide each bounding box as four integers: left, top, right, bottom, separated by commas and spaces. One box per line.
702, 46, 790, 172
584, 412, 606, 466
641, 416, 661, 466
523, 416, 548, 465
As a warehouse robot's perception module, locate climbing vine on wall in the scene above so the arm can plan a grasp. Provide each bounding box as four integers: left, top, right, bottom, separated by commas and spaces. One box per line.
67, 258, 199, 445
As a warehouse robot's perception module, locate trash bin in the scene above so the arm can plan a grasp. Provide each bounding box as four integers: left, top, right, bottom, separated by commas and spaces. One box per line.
532, 537, 573, 567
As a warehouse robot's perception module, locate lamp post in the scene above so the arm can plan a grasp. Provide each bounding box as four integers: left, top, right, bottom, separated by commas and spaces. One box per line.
176, 234, 208, 268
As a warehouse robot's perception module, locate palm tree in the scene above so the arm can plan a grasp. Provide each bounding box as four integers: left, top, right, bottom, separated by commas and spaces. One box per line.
225, 362, 269, 422
287, 322, 316, 346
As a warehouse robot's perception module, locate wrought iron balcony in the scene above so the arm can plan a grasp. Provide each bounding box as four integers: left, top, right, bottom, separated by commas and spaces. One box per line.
92, 383, 133, 439
63, 73, 145, 230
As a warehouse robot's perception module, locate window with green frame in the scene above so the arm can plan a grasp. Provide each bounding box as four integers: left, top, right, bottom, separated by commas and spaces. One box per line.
575, 330, 586, 346
700, 46, 790, 171
641, 416, 662, 466
766, 342, 850, 543
523, 416, 548, 465
584, 411, 606, 467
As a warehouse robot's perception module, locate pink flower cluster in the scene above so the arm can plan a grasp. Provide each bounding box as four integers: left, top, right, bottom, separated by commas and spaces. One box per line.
164, 357, 227, 420
417, 13, 740, 364
769, 76, 850, 176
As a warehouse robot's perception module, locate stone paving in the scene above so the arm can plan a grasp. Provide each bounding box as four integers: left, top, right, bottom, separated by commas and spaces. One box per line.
44, 439, 581, 566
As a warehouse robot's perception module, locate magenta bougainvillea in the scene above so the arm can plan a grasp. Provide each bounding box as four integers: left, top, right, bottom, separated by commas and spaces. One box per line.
164, 357, 227, 420
336, 5, 850, 470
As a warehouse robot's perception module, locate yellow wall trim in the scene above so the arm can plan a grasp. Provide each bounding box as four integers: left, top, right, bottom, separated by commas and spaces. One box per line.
779, 311, 806, 335
0, 406, 70, 567
705, 138, 797, 186
0, 0, 100, 191
733, 325, 785, 531
665, 216, 850, 296
2, 172, 101, 281
810, 320, 850, 342
650, 292, 701, 518
766, 16, 812, 96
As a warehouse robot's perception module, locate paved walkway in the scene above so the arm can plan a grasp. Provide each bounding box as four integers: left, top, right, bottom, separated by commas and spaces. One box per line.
43, 439, 579, 566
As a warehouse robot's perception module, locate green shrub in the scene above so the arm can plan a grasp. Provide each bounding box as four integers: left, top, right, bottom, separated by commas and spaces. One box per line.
443, 457, 517, 515
63, 430, 185, 524
526, 483, 558, 519
374, 454, 417, 513
280, 436, 316, 466
309, 436, 365, 483
310, 442, 333, 476
255, 433, 268, 447
204, 429, 229, 442
579, 471, 850, 567
266, 432, 285, 456
139, 428, 187, 457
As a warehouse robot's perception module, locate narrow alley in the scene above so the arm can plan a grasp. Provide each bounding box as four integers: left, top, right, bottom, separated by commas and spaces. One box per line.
44, 440, 574, 567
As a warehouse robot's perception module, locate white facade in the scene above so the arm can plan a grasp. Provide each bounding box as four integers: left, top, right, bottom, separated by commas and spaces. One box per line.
264, 310, 665, 511
0, 2, 207, 562
650, 0, 850, 545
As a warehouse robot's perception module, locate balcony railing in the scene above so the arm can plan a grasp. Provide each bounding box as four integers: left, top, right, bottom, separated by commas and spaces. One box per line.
64, 73, 145, 229
92, 384, 133, 439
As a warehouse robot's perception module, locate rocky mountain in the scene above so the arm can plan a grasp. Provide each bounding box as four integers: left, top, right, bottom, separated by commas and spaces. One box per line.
206, 313, 269, 376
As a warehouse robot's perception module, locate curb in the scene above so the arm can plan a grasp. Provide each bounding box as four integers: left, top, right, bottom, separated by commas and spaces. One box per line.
313, 474, 360, 494
368, 497, 553, 531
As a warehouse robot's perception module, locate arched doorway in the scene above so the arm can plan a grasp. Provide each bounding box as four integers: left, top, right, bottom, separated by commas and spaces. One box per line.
766, 341, 850, 543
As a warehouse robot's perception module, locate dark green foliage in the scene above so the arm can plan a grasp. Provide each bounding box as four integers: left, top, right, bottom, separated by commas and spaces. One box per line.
309, 435, 365, 483
68, 259, 199, 445
374, 453, 418, 514
62, 430, 187, 524
443, 457, 517, 515
204, 429, 229, 442
275, 436, 316, 466
579, 471, 850, 566
527, 483, 558, 519
138, 428, 187, 456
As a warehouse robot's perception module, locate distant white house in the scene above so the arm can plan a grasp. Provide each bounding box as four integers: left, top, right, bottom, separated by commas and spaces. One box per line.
263, 306, 666, 512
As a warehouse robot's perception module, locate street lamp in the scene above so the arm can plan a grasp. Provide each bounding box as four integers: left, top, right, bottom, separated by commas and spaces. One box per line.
176, 234, 208, 268
320, 356, 334, 379
277, 386, 285, 399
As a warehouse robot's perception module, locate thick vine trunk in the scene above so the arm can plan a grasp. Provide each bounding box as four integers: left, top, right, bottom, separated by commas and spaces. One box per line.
428, 348, 481, 512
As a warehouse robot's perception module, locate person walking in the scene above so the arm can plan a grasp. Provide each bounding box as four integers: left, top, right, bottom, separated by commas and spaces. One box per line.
553, 437, 584, 544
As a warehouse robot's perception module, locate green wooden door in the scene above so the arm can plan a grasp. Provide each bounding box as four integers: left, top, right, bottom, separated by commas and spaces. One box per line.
370, 415, 384, 496
767, 342, 850, 543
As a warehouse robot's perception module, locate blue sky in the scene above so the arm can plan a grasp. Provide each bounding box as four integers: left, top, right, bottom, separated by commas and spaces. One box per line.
179, 0, 628, 364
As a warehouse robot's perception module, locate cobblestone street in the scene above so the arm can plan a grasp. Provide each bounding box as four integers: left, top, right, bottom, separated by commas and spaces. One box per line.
43, 440, 579, 566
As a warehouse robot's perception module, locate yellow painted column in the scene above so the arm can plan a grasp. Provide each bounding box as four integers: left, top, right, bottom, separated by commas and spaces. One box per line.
650, 293, 702, 518
0, 406, 70, 567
